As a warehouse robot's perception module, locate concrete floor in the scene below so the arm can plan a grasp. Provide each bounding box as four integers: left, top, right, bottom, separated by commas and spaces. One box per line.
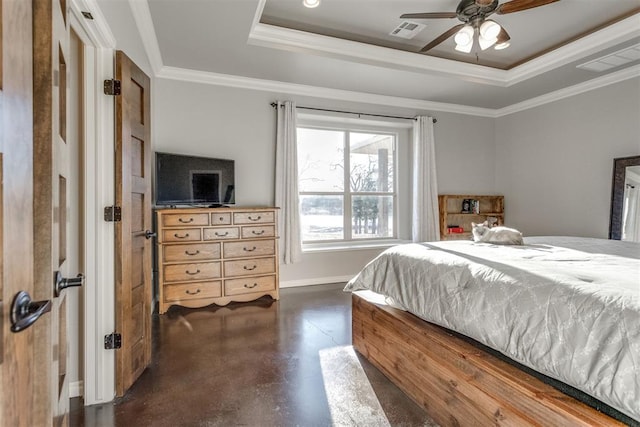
71, 283, 436, 426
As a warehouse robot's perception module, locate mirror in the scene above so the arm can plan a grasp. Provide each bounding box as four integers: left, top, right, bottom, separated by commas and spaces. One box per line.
609, 155, 640, 241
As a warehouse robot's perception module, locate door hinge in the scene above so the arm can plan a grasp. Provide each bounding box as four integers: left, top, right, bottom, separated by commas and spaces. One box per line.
104, 206, 122, 222
104, 333, 122, 350
103, 79, 121, 96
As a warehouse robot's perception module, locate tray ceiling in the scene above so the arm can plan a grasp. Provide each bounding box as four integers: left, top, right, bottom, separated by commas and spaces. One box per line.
121, 0, 640, 110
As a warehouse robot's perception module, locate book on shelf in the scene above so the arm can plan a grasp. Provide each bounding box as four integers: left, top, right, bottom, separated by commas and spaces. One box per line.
461, 199, 480, 214
447, 226, 464, 234
461, 199, 472, 213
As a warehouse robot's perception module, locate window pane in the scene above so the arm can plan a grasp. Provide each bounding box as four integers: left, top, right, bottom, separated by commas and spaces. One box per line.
300, 195, 344, 241
350, 132, 394, 193
352, 195, 393, 239
297, 128, 345, 192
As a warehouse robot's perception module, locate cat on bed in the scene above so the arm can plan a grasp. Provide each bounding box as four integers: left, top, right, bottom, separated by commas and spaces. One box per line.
471, 221, 523, 245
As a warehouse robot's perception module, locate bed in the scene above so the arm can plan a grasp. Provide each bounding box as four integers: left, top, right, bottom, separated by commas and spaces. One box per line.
345, 236, 640, 425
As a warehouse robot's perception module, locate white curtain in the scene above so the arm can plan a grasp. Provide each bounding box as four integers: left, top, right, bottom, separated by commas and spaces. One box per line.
275, 101, 302, 264
412, 116, 440, 242
622, 186, 640, 242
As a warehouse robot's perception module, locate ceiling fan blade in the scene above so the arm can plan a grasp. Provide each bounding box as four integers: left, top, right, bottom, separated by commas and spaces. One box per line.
420, 24, 465, 53
496, 0, 559, 15
400, 12, 458, 19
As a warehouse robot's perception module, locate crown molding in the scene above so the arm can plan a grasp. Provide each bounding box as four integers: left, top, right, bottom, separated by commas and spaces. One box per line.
157, 65, 497, 117
495, 64, 640, 117
505, 14, 640, 86
128, 0, 164, 75
248, 22, 508, 87
249, 1, 640, 88
158, 63, 639, 120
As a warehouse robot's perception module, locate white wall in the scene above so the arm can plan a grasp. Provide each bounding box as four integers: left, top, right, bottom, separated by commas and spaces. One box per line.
495, 77, 640, 238
96, 0, 152, 77
154, 78, 497, 284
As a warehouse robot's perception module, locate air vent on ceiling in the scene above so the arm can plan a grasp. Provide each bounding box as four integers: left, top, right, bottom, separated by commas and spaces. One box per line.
390, 21, 426, 39
577, 43, 640, 72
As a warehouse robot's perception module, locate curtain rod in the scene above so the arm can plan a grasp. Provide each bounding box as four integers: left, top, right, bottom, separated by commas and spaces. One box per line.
269, 102, 436, 123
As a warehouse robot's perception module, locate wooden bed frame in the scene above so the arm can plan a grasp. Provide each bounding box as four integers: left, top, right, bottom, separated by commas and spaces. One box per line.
352, 293, 626, 426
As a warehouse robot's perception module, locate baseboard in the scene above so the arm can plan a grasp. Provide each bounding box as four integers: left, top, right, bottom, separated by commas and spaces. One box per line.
280, 275, 354, 288
70, 380, 84, 398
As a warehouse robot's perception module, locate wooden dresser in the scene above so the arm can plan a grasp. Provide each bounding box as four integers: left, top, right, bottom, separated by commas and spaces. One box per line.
156, 207, 279, 313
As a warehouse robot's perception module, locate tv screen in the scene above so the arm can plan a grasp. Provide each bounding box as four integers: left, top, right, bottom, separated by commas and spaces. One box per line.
155, 152, 235, 206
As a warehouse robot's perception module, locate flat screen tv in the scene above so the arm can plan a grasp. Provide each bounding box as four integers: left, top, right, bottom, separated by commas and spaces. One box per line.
155, 152, 235, 206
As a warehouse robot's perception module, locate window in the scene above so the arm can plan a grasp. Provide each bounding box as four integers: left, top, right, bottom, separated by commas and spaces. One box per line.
297, 126, 397, 243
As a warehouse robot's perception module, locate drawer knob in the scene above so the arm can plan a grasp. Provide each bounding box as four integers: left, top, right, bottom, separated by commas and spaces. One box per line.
185, 289, 201, 295
251, 230, 265, 236
243, 246, 257, 252
219, 217, 225, 221
215, 231, 229, 237
174, 233, 190, 239
185, 250, 200, 256
248, 216, 261, 221
185, 269, 201, 275
244, 283, 258, 289
179, 218, 194, 223
243, 265, 257, 271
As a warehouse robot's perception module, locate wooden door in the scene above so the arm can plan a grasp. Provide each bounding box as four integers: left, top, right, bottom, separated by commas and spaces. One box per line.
1, 0, 53, 426
33, 0, 73, 425
114, 50, 153, 396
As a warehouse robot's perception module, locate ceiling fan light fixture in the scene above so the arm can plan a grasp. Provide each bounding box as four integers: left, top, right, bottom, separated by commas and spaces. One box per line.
454, 25, 474, 46
478, 33, 497, 50
493, 27, 511, 50
455, 41, 473, 53
479, 20, 501, 40
303, 0, 320, 8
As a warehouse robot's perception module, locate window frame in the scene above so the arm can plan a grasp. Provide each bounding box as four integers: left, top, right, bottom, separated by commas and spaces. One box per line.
297, 122, 399, 245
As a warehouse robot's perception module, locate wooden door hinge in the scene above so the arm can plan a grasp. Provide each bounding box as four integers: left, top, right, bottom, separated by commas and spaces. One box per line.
104, 206, 122, 222
104, 333, 122, 350
103, 79, 121, 96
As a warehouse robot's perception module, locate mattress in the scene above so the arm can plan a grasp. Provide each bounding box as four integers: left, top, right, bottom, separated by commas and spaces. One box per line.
344, 236, 640, 421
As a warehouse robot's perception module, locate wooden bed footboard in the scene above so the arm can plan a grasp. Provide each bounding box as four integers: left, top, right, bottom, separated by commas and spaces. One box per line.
351, 293, 625, 427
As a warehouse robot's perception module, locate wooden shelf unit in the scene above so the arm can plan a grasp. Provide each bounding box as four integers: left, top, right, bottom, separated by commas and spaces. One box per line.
156, 207, 279, 313
438, 195, 504, 240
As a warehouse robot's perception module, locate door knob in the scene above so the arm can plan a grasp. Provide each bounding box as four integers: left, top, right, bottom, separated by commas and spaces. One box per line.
10, 291, 51, 333
144, 230, 157, 239
54, 271, 84, 297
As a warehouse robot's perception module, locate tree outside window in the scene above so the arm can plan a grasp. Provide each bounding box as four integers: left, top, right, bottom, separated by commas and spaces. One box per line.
297, 127, 396, 243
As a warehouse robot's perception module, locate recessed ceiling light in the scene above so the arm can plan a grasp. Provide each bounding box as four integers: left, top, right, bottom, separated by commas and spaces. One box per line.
303, 0, 320, 8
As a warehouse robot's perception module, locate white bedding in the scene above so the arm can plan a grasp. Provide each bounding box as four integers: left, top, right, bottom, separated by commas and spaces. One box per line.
344, 236, 640, 421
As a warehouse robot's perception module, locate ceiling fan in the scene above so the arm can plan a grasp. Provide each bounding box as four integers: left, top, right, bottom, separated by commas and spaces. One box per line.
401, 0, 560, 53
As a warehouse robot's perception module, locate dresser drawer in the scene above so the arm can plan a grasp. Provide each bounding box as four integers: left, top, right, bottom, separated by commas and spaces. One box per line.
223, 239, 275, 259
162, 228, 201, 242
211, 212, 232, 225
163, 243, 221, 263
162, 213, 209, 227
224, 257, 275, 278
164, 281, 222, 302
241, 225, 275, 239
225, 275, 276, 296
163, 262, 221, 283
233, 211, 274, 225
203, 227, 239, 240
